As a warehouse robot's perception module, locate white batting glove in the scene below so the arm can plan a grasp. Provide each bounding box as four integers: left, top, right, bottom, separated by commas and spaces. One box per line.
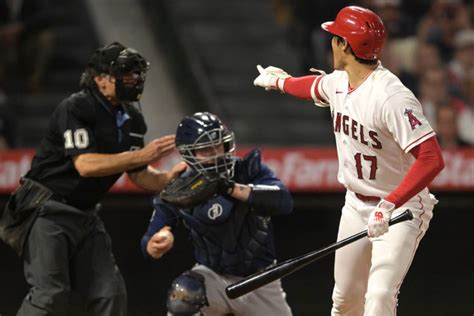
253, 64, 291, 92
367, 199, 396, 237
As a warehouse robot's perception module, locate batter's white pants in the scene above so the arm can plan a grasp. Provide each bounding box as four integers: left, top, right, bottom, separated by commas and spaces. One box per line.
192, 264, 293, 316
331, 190, 437, 316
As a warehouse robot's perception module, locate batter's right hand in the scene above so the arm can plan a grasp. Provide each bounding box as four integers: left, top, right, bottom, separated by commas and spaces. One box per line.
367, 199, 395, 238
253, 65, 291, 91
140, 135, 176, 164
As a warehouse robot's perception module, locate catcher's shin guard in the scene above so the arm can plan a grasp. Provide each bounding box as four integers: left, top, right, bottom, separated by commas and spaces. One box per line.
167, 270, 208, 315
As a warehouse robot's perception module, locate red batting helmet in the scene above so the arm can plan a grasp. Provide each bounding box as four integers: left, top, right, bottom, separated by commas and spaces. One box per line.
321, 6, 385, 60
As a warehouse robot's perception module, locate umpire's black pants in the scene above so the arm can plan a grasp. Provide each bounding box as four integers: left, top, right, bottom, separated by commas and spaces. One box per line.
17, 200, 127, 316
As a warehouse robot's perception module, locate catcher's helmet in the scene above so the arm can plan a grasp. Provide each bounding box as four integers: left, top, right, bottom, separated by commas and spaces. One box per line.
87, 42, 150, 101
175, 112, 236, 179
167, 271, 208, 316
321, 6, 385, 60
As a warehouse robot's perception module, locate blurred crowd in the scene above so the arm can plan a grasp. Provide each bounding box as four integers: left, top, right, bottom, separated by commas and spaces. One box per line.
0, 0, 53, 149
273, 0, 474, 149
0, 0, 472, 150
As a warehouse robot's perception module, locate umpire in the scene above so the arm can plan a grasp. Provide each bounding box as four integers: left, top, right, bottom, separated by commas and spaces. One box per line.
0, 42, 185, 315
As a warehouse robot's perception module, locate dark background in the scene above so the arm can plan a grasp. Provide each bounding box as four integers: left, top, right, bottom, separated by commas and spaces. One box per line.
0, 192, 472, 315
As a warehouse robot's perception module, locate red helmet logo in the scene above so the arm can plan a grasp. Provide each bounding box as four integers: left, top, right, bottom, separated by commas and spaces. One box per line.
321, 6, 385, 60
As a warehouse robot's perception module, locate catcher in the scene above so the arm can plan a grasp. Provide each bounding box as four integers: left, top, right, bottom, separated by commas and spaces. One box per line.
141, 112, 294, 316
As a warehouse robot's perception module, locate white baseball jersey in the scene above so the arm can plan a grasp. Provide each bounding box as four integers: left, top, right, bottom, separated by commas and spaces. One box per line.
304, 64, 439, 315
310, 63, 435, 199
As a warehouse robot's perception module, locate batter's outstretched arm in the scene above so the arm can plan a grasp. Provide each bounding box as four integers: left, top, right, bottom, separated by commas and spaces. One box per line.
253, 65, 328, 105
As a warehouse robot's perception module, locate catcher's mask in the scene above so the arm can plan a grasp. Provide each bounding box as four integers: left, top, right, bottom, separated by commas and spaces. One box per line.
87, 41, 150, 102
167, 271, 208, 315
175, 112, 236, 180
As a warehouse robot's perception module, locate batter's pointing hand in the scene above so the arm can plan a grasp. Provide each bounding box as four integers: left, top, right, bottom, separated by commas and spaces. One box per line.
253, 64, 291, 91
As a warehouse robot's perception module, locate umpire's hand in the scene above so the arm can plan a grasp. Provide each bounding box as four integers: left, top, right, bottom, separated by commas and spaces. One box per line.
146, 226, 175, 259
140, 135, 176, 164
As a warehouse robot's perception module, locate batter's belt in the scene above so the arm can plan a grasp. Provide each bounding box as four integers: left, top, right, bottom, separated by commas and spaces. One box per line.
355, 193, 381, 203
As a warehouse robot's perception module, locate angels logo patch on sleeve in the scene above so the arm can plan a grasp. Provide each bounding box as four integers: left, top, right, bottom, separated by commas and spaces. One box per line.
383, 92, 435, 153
404, 109, 422, 130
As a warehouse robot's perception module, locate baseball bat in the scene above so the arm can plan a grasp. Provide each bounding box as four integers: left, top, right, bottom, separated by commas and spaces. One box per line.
225, 209, 413, 299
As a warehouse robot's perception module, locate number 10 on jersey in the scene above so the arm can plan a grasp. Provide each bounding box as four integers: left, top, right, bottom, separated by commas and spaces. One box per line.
354, 153, 377, 180
64, 129, 89, 149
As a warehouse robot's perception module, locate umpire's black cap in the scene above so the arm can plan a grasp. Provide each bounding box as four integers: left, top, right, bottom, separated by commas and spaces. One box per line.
88, 42, 127, 74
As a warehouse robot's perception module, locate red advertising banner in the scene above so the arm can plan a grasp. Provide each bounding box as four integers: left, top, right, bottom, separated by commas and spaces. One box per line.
0, 147, 473, 193
241, 147, 342, 192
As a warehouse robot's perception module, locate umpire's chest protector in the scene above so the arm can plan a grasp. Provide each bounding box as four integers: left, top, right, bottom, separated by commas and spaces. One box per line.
90, 95, 146, 153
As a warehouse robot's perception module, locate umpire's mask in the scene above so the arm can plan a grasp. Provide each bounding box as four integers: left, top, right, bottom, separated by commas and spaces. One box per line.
109, 48, 149, 102
87, 42, 150, 102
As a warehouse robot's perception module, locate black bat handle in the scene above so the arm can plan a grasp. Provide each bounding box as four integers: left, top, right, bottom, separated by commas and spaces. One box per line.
389, 209, 414, 226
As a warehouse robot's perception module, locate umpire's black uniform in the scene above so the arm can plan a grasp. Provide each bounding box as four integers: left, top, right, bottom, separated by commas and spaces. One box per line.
0, 86, 146, 315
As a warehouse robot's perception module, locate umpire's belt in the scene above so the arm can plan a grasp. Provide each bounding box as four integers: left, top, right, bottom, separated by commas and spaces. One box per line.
18, 177, 66, 204
18, 177, 67, 204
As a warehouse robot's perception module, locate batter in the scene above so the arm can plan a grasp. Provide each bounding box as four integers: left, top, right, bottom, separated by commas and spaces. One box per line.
253, 6, 445, 315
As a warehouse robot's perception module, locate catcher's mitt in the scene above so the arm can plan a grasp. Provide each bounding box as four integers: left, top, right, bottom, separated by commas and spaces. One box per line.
160, 173, 234, 208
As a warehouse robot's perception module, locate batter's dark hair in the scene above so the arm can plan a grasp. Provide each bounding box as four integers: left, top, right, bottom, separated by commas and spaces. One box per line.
335, 36, 378, 65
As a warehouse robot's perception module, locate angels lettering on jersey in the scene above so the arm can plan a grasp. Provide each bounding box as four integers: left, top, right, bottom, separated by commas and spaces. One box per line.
333, 111, 382, 149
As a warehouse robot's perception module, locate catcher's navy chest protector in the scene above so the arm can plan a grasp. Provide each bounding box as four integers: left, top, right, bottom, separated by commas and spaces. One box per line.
179, 151, 275, 276
179, 198, 273, 277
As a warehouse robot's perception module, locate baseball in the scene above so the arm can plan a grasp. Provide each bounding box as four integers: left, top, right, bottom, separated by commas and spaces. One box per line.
157, 230, 174, 243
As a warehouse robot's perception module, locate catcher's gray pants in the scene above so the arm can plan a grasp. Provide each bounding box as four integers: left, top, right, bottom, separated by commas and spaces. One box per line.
17, 200, 127, 316
192, 264, 292, 316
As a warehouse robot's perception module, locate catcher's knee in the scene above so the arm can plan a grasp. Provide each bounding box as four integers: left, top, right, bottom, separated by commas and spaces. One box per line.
167, 270, 208, 316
